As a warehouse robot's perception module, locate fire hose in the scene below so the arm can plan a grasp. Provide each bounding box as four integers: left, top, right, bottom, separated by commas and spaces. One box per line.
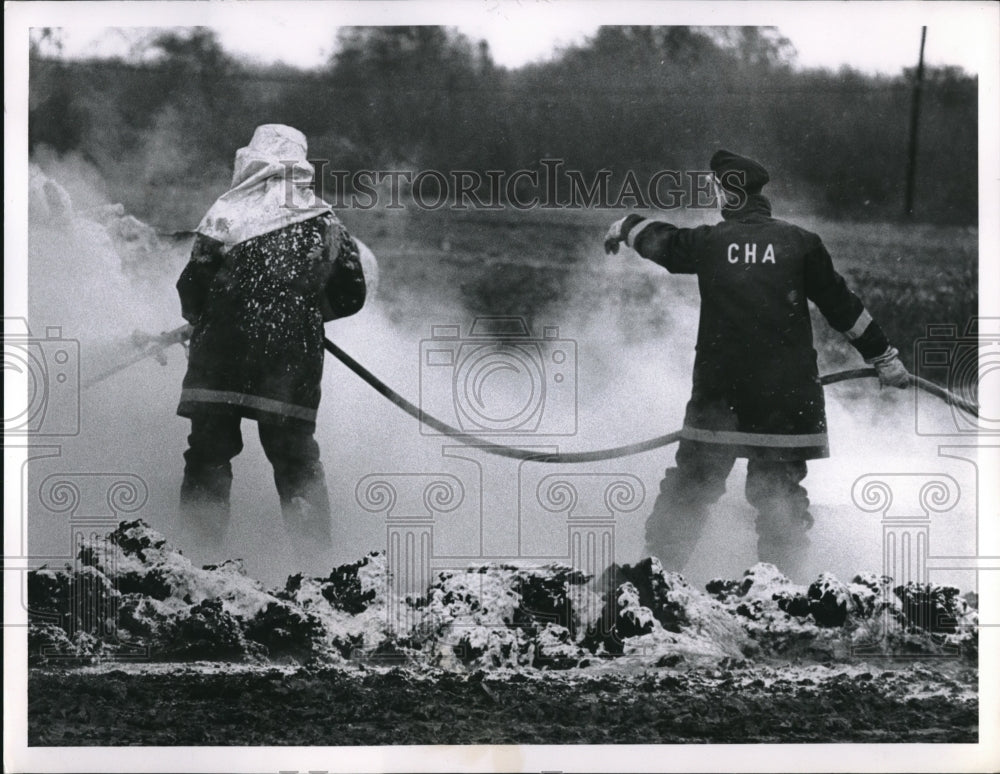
323, 339, 978, 463
84, 324, 979, 464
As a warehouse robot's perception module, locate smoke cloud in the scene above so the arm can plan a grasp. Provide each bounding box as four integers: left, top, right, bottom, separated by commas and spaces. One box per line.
23, 152, 977, 591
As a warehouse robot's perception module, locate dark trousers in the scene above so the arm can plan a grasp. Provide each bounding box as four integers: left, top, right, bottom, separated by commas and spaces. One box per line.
180, 414, 331, 544
645, 440, 813, 578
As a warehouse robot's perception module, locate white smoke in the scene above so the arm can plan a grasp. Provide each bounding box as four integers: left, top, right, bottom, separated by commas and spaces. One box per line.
23, 156, 977, 592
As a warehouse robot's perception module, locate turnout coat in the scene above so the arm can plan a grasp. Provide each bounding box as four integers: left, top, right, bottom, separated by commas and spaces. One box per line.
176, 212, 366, 432
623, 194, 889, 461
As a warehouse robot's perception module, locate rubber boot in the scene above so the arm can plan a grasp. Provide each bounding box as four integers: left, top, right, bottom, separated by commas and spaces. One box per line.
747, 460, 812, 582
258, 422, 333, 547
179, 462, 232, 545
645, 470, 712, 572
645, 441, 736, 572
276, 461, 333, 547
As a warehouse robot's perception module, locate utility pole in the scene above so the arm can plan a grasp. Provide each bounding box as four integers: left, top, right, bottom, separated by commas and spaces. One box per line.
904, 27, 927, 218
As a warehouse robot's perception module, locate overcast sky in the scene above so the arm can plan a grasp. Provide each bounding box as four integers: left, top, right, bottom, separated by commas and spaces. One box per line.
27, 2, 995, 76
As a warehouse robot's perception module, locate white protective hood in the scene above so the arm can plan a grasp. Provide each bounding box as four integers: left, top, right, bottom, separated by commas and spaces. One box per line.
196, 124, 332, 247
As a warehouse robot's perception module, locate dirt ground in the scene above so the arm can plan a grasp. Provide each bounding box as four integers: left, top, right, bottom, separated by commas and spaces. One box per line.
28, 662, 977, 746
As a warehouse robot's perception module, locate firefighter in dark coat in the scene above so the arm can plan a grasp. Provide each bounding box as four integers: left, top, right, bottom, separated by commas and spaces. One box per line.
176, 124, 367, 545
604, 149, 909, 578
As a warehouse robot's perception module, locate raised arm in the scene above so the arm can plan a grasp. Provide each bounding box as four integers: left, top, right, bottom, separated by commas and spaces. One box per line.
604, 214, 711, 274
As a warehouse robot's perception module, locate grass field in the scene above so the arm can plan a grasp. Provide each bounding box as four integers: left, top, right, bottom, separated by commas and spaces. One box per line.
338, 204, 978, 374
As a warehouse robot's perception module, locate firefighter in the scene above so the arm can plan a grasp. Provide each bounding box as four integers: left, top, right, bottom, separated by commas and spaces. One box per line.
603, 149, 909, 579
176, 124, 366, 546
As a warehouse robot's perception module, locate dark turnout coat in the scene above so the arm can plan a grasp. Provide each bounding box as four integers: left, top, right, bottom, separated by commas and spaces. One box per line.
176, 212, 366, 432
624, 195, 889, 461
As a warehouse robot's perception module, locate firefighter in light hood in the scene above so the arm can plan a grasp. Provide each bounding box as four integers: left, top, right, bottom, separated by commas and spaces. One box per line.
176, 124, 366, 545
604, 150, 909, 579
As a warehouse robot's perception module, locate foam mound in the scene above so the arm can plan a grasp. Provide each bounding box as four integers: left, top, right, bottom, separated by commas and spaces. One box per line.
27, 521, 977, 669
30, 163, 170, 280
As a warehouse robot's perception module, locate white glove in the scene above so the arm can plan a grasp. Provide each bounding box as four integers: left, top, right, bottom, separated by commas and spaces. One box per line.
604, 214, 644, 255
867, 346, 909, 389
604, 217, 628, 255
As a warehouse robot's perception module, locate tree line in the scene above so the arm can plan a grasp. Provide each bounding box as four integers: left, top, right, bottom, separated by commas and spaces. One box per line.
29, 26, 977, 227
